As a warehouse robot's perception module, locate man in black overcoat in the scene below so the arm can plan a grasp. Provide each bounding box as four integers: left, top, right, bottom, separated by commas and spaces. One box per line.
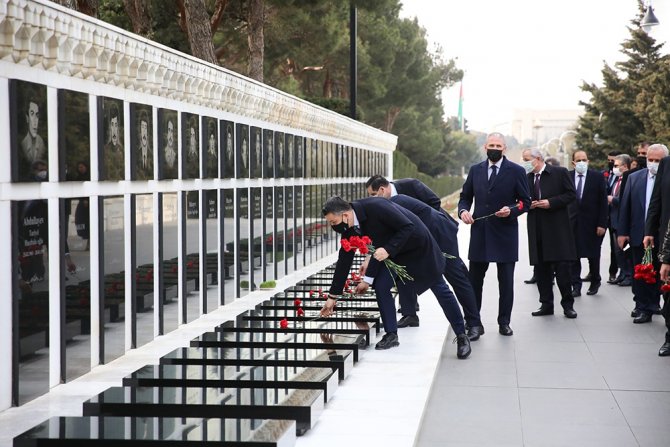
320, 196, 471, 358
522, 148, 578, 318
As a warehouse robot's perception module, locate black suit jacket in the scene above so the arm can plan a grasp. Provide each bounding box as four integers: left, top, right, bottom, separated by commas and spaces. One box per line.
328, 197, 445, 295
527, 164, 577, 264
570, 168, 608, 258
393, 178, 442, 211
390, 194, 460, 257
645, 155, 670, 244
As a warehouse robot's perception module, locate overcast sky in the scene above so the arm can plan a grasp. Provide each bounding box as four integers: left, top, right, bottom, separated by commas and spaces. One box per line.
400, 0, 670, 132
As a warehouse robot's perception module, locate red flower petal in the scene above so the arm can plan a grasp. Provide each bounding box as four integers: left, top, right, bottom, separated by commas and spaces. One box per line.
279, 318, 289, 329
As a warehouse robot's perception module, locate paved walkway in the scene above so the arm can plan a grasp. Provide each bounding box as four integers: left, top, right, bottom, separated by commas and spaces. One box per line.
416, 218, 670, 447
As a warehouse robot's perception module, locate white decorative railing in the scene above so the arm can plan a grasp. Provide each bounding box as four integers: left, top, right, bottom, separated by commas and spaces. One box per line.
0, 0, 397, 151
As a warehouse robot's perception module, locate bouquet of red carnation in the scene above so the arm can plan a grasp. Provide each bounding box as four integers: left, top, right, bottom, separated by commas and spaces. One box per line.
474, 201, 525, 221
633, 247, 657, 284
340, 235, 413, 284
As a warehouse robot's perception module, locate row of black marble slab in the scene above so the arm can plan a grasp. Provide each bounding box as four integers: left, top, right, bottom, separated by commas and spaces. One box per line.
14, 259, 384, 446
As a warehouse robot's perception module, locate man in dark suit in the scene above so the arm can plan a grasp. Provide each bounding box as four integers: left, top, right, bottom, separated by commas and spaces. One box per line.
320, 196, 471, 358
458, 133, 531, 336
618, 144, 668, 323
365, 176, 484, 341
645, 153, 670, 355
523, 148, 578, 318
656, 220, 670, 356
605, 150, 622, 282
608, 154, 633, 286
569, 150, 608, 297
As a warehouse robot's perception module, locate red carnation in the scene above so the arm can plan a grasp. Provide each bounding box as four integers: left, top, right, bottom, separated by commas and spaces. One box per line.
604, 171, 610, 178
294, 298, 302, 307
340, 239, 352, 252
358, 244, 369, 255
517, 201, 524, 211
661, 283, 670, 293
279, 318, 289, 329
297, 307, 305, 317
361, 236, 372, 245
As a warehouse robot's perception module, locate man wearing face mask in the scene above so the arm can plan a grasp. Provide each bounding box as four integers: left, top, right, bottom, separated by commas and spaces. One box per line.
618, 144, 668, 322
523, 148, 578, 318
632, 142, 650, 173
604, 150, 622, 282
458, 133, 531, 336
568, 151, 608, 297
608, 154, 633, 286
320, 196, 471, 358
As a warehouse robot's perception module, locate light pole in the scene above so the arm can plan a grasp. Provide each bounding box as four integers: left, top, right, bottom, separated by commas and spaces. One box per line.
532, 119, 543, 147
642, 1, 660, 33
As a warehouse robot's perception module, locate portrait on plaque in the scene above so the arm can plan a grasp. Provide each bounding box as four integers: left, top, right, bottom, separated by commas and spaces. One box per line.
285, 133, 294, 179
157, 108, 178, 180
182, 112, 200, 179
130, 103, 153, 180
237, 123, 250, 178
98, 97, 125, 181
221, 120, 235, 179
275, 131, 285, 178
295, 136, 304, 178
203, 116, 218, 178
57, 89, 90, 182
250, 127, 262, 178
263, 129, 274, 179
10, 80, 49, 182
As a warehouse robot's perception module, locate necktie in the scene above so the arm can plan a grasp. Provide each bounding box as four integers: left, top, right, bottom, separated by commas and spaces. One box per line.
613, 177, 622, 197
577, 174, 584, 201
534, 173, 541, 199
489, 165, 497, 186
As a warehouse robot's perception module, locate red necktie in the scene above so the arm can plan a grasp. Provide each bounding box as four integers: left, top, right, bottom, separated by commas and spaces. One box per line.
613, 177, 622, 196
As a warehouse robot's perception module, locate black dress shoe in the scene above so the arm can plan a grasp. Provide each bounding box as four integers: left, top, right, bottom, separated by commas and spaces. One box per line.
397, 315, 420, 328
607, 276, 618, 284
532, 307, 554, 316
466, 325, 485, 341
498, 324, 513, 336
631, 309, 640, 318
618, 278, 632, 287
455, 333, 472, 359
375, 332, 399, 350
659, 336, 670, 356
563, 308, 578, 319
524, 275, 537, 284
571, 288, 581, 298
633, 312, 652, 324
581, 273, 593, 282
586, 283, 600, 295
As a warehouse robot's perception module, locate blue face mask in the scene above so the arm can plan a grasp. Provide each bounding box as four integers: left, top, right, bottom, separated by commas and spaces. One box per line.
522, 160, 534, 174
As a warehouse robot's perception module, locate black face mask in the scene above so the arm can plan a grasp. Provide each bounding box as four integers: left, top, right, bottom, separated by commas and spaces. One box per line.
636, 156, 647, 169
486, 149, 503, 163
331, 221, 348, 234
608, 160, 615, 171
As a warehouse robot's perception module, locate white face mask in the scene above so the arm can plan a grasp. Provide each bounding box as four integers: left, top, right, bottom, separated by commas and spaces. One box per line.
574, 161, 588, 174
522, 160, 534, 174
613, 167, 622, 177
648, 161, 660, 175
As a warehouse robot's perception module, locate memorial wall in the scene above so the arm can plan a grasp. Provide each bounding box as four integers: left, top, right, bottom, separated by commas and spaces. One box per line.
0, 0, 396, 410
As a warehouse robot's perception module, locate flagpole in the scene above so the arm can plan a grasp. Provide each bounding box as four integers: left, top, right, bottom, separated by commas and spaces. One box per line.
457, 81, 464, 131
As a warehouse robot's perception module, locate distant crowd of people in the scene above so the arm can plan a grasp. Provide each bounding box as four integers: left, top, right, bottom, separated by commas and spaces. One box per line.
320, 133, 670, 358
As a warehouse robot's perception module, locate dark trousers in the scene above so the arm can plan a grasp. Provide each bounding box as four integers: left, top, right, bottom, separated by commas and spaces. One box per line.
608, 228, 619, 278
662, 293, 670, 335
570, 256, 601, 291
612, 229, 633, 280
396, 276, 466, 335
444, 257, 482, 328
469, 261, 515, 325
631, 245, 661, 313
373, 265, 414, 333
537, 261, 574, 310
